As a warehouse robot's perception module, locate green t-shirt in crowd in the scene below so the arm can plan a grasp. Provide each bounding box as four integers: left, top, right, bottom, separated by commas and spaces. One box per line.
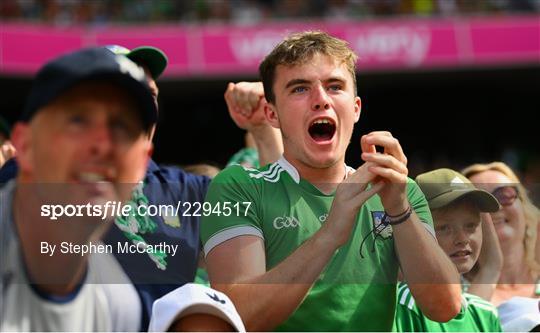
394, 282, 502, 332
193, 267, 210, 287
201, 157, 434, 331
226, 147, 260, 169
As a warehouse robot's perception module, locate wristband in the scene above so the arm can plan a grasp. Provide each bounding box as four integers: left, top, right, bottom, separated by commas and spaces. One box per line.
382, 205, 412, 225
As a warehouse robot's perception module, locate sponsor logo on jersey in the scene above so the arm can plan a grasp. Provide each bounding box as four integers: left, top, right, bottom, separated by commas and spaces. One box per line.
273, 215, 300, 229
371, 211, 393, 239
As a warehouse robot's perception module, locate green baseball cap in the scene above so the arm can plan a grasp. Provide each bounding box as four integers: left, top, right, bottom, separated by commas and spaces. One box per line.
415, 168, 500, 212
105, 45, 168, 79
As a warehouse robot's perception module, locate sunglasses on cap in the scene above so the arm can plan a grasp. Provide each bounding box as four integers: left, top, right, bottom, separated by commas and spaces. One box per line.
491, 185, 519, 206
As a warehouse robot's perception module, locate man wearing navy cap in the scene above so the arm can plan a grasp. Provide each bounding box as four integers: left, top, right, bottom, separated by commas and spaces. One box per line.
0, 44, 280, 330
0, 47, 155, 331
0, 48, 248, 332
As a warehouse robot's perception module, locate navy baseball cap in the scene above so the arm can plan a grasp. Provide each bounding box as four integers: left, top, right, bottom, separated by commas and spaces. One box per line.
21, 47, 158, 131
105, 45, 168, 79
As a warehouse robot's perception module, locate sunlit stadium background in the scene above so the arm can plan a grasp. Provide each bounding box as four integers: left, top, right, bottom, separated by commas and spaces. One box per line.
1, 0, 538, 200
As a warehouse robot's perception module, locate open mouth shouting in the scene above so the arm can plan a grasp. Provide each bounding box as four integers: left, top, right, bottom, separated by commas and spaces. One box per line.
308, 118, 336, 144
75, 169, 117, 184
73, 170, 117, 197
77, 172, 111, 183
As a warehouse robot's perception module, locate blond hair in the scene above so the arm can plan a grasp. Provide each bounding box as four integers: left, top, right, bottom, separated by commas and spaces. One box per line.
259, 31, 358, 104
462, 162, 540, 274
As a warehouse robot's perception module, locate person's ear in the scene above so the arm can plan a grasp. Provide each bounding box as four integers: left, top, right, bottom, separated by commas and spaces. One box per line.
147, 142, 154, 158
265, 103, 280, 129
353, 96, 361, 123
10, 123, 33, 173
140, 140, 153, 179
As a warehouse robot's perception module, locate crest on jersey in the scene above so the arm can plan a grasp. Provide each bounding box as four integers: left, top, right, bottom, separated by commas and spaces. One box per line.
371, 211, 393, 239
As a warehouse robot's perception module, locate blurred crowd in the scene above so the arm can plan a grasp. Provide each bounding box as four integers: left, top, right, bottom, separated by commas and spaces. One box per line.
1, 0, 539, 26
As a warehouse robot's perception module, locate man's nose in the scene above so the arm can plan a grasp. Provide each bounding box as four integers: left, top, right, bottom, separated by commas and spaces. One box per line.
311, 85, 330, 111
88, 123, 113, 157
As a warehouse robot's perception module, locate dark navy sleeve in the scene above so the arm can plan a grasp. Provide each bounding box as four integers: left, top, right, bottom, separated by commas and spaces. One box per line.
2, 156, 212, 331
0, 158, 18, 185
104, 159, 211, 330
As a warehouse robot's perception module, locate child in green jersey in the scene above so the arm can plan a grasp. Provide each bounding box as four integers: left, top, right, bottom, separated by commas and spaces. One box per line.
395, 168, 503, 332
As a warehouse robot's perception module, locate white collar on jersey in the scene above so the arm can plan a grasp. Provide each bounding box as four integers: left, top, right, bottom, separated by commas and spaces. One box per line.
277, 155, 354, 184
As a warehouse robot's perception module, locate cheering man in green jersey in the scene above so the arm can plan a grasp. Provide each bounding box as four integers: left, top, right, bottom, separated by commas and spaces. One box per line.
201, 31, 461, 331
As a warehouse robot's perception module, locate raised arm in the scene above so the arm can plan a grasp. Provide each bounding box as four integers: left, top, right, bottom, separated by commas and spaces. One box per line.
360, 131, 462, 322
465, 213, 502, 301
224, 82, 283, 166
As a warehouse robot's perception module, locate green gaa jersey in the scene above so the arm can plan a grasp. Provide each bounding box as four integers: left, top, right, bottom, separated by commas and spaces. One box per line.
201, 157, 434, 331
394, 282, 502, 332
